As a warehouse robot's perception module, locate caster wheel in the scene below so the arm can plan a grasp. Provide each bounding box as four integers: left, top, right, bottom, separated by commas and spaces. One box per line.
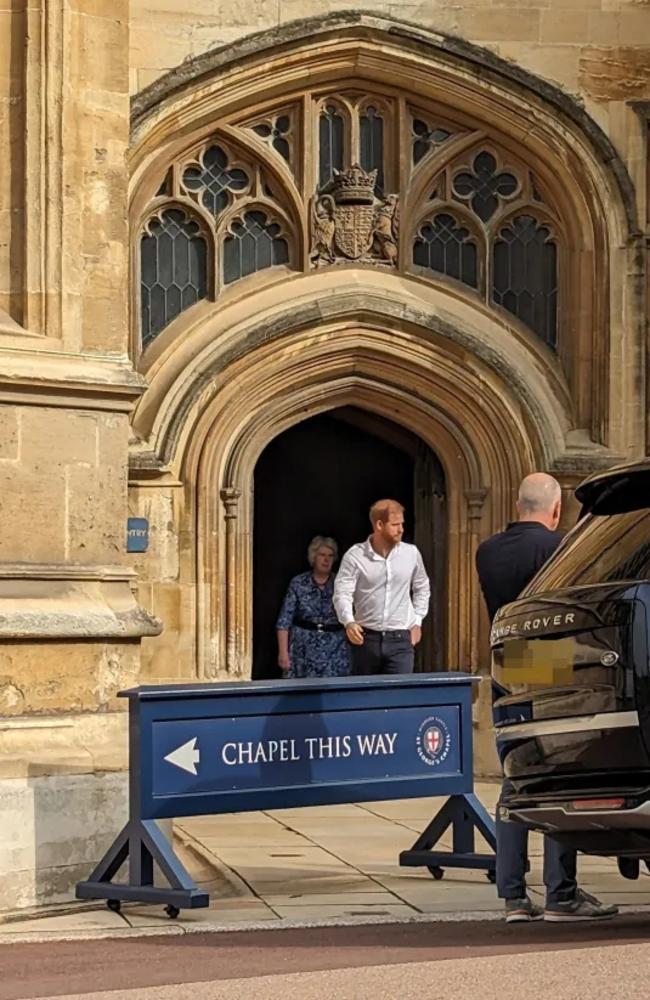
428, 866, 444, 880
107, 899, 121, 913
486, 870, 497, 884
618, 858, 639, 881
165, 904, 180, 919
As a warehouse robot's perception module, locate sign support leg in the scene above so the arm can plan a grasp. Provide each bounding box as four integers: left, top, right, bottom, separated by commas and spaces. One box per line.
76, 820, 209, 914
399, 793, 497, 881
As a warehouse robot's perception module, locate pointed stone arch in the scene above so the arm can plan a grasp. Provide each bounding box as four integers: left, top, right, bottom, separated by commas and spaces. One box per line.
130, 271, 592, 683
129, 11, 643, 456
128, 14, 644, 689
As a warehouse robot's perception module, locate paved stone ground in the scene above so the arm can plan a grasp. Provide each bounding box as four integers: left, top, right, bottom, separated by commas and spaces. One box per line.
2, 781, 650, 941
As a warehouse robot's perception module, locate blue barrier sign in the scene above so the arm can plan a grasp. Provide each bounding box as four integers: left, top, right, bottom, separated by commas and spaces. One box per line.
154, 705, 461, 798
77, 675, 496, 918
126, 517, 149, 553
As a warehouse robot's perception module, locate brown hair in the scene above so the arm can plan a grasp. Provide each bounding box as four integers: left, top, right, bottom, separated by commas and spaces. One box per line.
369, 499, 405, 527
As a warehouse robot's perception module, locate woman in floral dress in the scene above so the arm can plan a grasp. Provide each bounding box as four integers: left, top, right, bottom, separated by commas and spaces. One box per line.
276, 536, 351, 679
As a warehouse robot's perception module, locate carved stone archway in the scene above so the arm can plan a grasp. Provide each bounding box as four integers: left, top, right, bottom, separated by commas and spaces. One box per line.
127, 14, 642, 695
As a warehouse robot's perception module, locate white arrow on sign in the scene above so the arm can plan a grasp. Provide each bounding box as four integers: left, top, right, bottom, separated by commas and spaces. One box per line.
164, 737, 200, 775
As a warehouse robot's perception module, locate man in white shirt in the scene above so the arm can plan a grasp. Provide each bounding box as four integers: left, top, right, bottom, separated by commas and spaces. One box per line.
333, 499, 431, 675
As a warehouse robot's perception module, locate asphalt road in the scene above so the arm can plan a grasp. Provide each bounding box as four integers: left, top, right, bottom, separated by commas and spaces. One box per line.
1, 916, 649, 1000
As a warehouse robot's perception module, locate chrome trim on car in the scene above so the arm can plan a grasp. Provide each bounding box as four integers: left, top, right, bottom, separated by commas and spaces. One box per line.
496, 710, 639, 740
505, 799, 650, 833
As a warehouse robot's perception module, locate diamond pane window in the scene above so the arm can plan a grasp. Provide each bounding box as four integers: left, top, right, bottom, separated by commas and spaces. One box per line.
223, 210, 289, 284
492, 215, 557, 347
413, 213, 477, 288
182, 145, 249, 218
453, 151, 517, 222
140, 209, 207, 346
360, 106, 384, 190
319, 106, 344, 188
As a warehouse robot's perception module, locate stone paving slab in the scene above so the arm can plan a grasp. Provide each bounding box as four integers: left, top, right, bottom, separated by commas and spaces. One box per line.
2, 781, 650, 941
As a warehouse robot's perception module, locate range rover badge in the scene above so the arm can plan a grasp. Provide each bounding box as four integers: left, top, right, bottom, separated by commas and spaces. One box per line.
600, 651, 619, 666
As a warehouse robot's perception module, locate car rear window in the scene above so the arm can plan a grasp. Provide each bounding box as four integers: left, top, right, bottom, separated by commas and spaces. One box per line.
522, 510, 650, 593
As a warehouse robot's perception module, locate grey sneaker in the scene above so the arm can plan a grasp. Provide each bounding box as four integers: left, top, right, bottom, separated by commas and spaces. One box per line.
544, 889, 619, 922
505, 896, 544, 923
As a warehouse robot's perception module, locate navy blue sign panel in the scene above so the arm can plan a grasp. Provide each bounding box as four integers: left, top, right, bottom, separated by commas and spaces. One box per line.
153, 706, 461, 799
127, 517, 149, 553
129, 675, 475, 821
77, 674, 496, 915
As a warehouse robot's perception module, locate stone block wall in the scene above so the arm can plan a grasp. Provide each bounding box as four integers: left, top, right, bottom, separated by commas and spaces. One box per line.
129, 1, 650, 124
0, 404, 127, 565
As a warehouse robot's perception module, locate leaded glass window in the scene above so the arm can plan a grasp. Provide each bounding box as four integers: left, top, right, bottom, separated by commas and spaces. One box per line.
412, 118, 452, 165
413, 213, 477, 289
182, 146, 249, 218
360, 106, 384, 190
223, 210, 289, 284
452, 152, 518, 223
251, 114, 291, 163
492, 215, 557, 347
137, 99, 566, 356
140, 210, 207, 347
319, 106, 344, 188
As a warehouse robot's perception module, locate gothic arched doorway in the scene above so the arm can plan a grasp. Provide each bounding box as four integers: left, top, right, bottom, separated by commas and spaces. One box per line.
252, 407, 446, 679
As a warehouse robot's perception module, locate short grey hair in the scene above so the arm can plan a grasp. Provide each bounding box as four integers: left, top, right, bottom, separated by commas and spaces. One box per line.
517, 473, 562, 515
307, 536, 338, 566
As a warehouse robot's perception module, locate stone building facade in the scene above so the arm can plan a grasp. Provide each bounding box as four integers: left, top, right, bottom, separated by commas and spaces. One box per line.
0, 1, 648, 911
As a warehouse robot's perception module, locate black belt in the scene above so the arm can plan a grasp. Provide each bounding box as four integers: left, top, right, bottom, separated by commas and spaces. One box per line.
362, 628, 411, 639
294, 619, 343, 633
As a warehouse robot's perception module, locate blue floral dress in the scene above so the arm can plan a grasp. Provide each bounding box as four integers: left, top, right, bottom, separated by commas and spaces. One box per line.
276, 572, 351, 679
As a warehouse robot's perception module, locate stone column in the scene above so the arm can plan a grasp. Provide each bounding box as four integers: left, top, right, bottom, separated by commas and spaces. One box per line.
0, 3, 160, 914
220, 487, 242, 676
465, 488, 488, 674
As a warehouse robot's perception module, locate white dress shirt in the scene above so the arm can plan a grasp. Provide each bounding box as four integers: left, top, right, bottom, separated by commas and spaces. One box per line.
333, 538, 430, 630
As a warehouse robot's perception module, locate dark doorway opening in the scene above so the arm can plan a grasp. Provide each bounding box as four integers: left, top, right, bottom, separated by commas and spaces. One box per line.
252, 407, 446, 679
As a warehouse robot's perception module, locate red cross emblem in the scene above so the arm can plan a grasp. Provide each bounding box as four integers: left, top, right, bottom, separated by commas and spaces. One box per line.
425, 727, 442, 755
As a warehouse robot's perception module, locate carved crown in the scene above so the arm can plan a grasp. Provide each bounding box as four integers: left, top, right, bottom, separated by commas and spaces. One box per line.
332, 164, 377, 204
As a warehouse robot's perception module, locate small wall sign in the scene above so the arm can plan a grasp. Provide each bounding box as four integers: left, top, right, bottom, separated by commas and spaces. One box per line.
127, 517, 149, 553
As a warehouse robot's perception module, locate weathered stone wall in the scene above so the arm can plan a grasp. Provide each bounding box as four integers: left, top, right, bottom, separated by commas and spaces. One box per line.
129, 1, 650, 119
0, 3, 25, 322
0, 404, 128, 565
0, 3, 161, 913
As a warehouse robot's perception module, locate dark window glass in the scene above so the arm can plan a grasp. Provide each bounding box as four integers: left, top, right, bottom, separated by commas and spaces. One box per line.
360, 106, 384, 190
492, 215, 557, 346
412, 118, 452, 165
413, 213, 477, 288
182, 145, 249, 218
252, 115, 291, 162
223, 210, 289, 284
522, 510, 650, 594
319, 106, 344, 188
140, 209, 207, 346
453, 151, 517, 222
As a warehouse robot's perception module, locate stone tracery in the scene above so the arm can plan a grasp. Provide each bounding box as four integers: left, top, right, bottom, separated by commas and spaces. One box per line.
136, 87, 564, 357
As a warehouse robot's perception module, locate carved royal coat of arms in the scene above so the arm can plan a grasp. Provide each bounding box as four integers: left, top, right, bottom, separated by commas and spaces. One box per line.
310, 165, 399, 268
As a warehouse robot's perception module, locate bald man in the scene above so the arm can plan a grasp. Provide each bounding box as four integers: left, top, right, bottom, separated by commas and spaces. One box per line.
476, 473, 617, 924
475, 473, 563, 622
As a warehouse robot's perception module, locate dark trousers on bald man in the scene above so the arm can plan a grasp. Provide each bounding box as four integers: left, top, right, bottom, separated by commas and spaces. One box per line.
497, 778, 578, 904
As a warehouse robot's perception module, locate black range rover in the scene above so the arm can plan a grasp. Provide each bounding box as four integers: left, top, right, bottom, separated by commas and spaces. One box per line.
491, 459, 650, 870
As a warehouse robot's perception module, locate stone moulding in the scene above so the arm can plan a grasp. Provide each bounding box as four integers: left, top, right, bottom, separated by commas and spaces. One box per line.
0, 565, 161, 640
0, 347, 147, 413
129, 11, 639, 238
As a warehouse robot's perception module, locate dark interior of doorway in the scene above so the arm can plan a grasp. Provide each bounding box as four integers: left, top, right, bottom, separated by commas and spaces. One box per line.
252, 408, 446, 680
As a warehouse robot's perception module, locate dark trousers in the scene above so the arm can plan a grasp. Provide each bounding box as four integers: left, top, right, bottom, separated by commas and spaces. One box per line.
497, 779, 577, 904
350, 629, 414, 675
